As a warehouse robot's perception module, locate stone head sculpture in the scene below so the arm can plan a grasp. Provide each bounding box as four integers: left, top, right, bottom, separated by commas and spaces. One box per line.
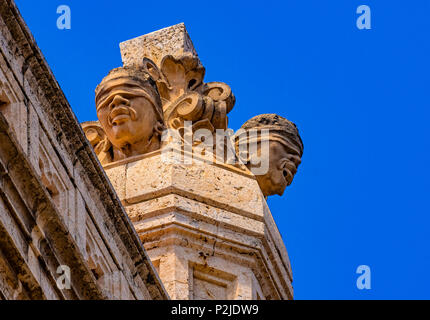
84, 66, 165, 164
236, 114, 304, 197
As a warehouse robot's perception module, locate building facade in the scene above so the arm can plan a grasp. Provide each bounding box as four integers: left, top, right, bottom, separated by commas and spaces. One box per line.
0, 0, 301, 300
0, 0, 167, 300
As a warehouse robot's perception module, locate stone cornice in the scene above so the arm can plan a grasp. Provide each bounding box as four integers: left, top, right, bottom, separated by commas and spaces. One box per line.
0, 111, 105, 299
0, 0, 168, 300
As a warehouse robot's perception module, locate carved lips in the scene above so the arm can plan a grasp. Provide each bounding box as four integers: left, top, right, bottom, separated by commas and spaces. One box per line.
281, 157, 299, 187
109, 106, 132, 126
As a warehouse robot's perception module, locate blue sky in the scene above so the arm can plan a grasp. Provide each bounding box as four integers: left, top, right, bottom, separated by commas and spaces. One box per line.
14, 0, 430, 299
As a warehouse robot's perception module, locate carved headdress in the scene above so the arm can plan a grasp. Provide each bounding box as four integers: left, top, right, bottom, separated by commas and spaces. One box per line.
235, 114, 304, 197
83, 65, 164, 165
237, 113, 304, 157
95, 66, 163, 122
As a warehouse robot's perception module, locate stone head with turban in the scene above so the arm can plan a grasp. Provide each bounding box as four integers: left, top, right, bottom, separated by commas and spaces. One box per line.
235, 114, 303, 197
94, 66, 165, 162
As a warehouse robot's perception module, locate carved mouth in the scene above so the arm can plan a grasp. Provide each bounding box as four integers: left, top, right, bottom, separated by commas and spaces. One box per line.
109, 107, 131, 126
283, 169, 292, 185
282, 163, 297, 186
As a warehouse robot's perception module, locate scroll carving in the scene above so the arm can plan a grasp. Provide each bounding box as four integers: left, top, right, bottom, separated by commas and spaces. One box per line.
82, 50, 236, 165
142, 54, 235, 135
82, 29, 304, 199
82, 121, 112, 165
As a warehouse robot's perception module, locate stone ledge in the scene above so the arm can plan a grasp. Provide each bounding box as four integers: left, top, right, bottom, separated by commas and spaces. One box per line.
137, 226, 293, 299
104, 148, 294, 299
126, 194, 265, 236
0, 0, 168, 300
106, 150, 265, 221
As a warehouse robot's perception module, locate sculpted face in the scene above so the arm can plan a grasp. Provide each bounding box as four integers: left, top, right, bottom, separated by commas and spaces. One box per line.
237, 114, 304, 197
253, 141, 302, 197
96, 77, 162, 157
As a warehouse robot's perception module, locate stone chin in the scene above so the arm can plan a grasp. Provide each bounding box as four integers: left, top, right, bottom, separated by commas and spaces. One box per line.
105, 123, 133, 148
255, 172, 288, 197
272, 179, 288, 197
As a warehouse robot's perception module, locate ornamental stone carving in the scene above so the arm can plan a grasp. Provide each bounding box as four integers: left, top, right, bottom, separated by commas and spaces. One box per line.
83, 66, 165, 164
82, 23, 304, 198
235, 114, 304, 197
78, 22, 306, 301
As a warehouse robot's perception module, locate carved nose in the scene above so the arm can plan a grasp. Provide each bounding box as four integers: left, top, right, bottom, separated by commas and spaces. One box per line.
110, 95, 129, 110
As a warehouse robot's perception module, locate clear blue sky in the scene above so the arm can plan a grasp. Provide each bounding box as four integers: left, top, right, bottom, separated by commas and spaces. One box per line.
14, 0, 430, 299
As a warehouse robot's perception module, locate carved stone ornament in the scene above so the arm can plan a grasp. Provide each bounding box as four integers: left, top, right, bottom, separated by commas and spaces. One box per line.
235, 114, 304, 197
141, 54, 235, 132
82, 24, 304, 198
83, 66, 165, 165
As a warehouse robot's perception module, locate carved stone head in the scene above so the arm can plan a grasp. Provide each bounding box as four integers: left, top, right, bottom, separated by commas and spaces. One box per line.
88, 66, 165, 163
236, 114, 304, 197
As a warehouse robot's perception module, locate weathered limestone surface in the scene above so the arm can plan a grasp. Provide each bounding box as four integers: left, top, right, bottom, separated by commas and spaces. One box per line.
0, 1, 302, 300
85, 23, 236, 167
0, 0, 167, 300
120, 23, 200, 68
86, 23, 301, 300
105, 150, 294, 300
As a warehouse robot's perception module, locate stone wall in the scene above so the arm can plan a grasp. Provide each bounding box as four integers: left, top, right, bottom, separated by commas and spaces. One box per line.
0, 0, 167, 300
98, 23, 296, 300
105, 149, 294, 300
